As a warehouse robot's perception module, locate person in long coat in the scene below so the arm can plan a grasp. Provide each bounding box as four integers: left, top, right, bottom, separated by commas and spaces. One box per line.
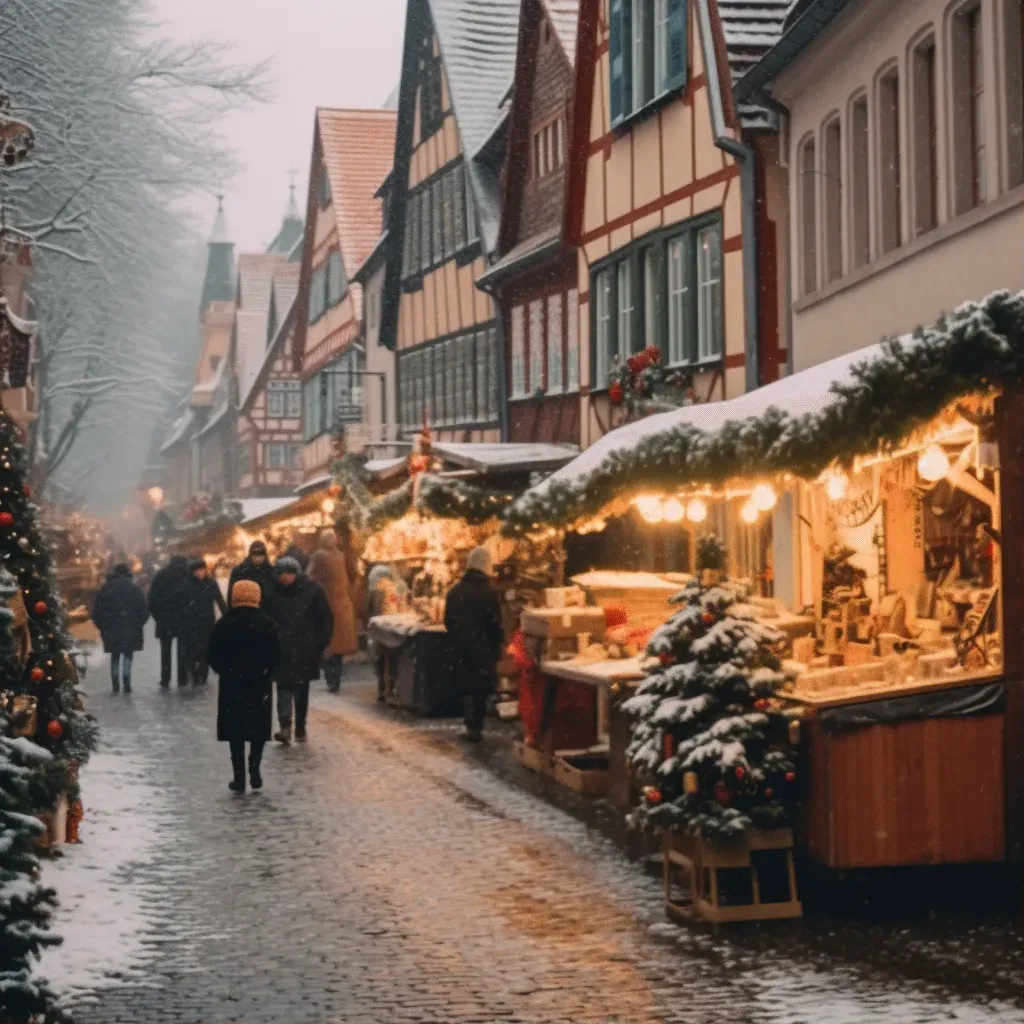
266, 556, 333, 743
180, 557, 227, 686
306, 528, 358, 692
207, 579, 281, 794
443, 547, 504, 741
227, 540, 274, 608
148, 554, 190, 688
91, 564, 150, 694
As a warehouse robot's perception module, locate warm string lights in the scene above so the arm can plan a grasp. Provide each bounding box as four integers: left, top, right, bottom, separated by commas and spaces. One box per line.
633, 484, 778, 526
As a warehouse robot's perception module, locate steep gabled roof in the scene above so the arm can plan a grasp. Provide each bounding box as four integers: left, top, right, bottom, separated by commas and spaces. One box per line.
200, 199, 235, 313
317, 108, 397, 283
541, 0, 580, 63
235, 252, 286, 404
241, 293, 299, 411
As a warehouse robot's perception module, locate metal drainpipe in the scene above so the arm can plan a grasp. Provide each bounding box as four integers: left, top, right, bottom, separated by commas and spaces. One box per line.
696, 0, 760, 393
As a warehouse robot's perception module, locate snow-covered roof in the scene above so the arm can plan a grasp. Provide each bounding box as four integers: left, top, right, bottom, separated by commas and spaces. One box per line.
541, 0, 580, 63
159, 409, 195, 453
239, 497, 299, 526
717, 0, 798, 129
434, 442, 579, 474
363, 456, 407, 480
296, 473, 333, 495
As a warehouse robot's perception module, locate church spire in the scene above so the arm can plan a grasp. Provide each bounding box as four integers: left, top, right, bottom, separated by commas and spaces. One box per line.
200, 195, 235, 315
267, 177, 304, 256
209, 194, 230, 244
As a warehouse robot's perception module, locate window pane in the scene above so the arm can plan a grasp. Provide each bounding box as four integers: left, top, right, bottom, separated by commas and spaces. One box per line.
878, 69, 902, 255
643, 245, 664, 350
286, 389, 301, 419
442, 171, 456, 258
800, 137, 817, 294
697, 225, 722, 360
487, 327, 500, 421
823, 119, 843, 281
667, 235, 692, 364
433, 343, 445, 425
547, 292, 564, 393
476, 330, 488, 421
912, 40, 938, 236
617, 260, 634, 360
454, 337, 466, 424
431, 180, 444, 264
594, 269, 612, 387
567, 288, 580, 390
420, 189, 431, 270
654, 0, 669, 94
453, 166, 467, 249
511, 304, 527, 398
1006, 0, 1024, 189
850, 97, 870, 268
529, 299, 544, 393
632, 0, 645, 112
443, 338, 455, 424
464, 334, 476, 423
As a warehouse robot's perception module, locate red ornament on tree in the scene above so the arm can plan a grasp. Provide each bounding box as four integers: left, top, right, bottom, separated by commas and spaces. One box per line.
33, 600, 47, 616
328, 483, 342, 498
754, 698, 770, 710
45, 720, 63, 741
658, 652, 673, 666
609, 381, 624, 406
764, 787, 774, 799
701, 611, 715, 625
734, 765, 746, 781
0, 512, 13, 527
643, 785, 663, 804
712, 781, 732, 807
785, 771, 797, 784
22, 484, 31, 499
30, 667, 44, 683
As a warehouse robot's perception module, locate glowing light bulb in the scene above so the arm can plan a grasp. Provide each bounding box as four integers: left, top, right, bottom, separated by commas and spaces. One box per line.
685, 498, 708, 523
663, 497, 684, 523
634, 495, 662, 521
751, 483, 777, 512
741, 500, 759, 525
825, 472, 848, 501
917, 444, 950, 482
322, 498, 336, 513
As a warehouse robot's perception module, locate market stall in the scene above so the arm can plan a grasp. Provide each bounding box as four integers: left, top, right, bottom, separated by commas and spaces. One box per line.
504, 291, 1024, 875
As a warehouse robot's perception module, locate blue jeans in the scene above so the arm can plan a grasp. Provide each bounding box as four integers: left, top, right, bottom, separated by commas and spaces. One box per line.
110, 652, 133, 691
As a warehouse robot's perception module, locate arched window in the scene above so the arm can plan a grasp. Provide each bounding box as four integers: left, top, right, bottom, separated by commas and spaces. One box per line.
1005, 0, 1024, 188
822, 115, 843, 283
848, 93, 870, 268
877, 64, 902, 254
799, 135, 818, 295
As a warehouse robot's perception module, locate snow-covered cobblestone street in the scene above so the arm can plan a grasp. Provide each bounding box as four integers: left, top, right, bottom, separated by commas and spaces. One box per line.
39, 640, 1024, 1023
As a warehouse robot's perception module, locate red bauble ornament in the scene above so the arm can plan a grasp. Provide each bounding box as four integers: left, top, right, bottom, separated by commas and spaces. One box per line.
33, 601, 47, 616
0, 512, 13, 527
642, 785, 663, 805
45, 719, 63, 741
701, 611, 715, 625
764, 787, 774, 799
712, 781, 732, 807
734, 765, 746, 781
663, 734, 675, 760
785, 771, 797, 784
30, 667, 44, 683
754, 698, 770, 710
609, 382, 624, 406
328, 483, 342, 498
658, 652, 673, 666
22, 484, 31, 498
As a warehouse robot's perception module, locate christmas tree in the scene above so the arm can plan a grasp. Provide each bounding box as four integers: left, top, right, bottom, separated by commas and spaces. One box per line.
624, 536, 798, 843
0, 412, 96, 810
0, 566, 68, 1023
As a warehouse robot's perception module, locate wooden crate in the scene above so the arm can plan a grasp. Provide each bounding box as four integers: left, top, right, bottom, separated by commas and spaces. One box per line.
515, 741, 551, 775
552, 749, 610, 795
520, 606, 607, 639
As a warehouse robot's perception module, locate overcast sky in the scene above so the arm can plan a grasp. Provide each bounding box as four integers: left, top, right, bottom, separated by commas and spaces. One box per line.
150, 0, 407, 252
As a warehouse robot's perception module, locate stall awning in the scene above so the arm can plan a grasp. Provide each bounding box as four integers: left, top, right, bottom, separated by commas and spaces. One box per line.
238, 497, 298, 527
505, 290, 1024, 532
432, 442, 579, 475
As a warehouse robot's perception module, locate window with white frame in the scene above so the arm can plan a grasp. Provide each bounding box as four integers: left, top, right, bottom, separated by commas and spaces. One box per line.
511, 304, 527, 398
594, 268, 613, 388
566, 288, 580, 391
326, 249, 346, 307
610, 0, 688, 125
616, 260, 634, 362
547, 292, 564, 394
696, 225, 722, 362
267, 380, 301, 419
265, 442, 302, 470
878, 66, 902, 255
952, 2, 986, 213
799, 135, 817, 295
529, 299, 544, 394
667, 235, 691, 365
531, 118, 565, 179
487, 327, 500, 421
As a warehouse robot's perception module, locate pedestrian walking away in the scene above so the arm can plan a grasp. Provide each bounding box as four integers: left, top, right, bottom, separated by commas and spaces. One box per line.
207, 579, 281, 794
306, 527, 358, 692
282, 541, 310, 573
266, 556, 333, 743
180, 558, 227, 686
91, 563, 150, 694
227, 540, 275, 608
444, 546, 504, 742
148, 553, 190, 688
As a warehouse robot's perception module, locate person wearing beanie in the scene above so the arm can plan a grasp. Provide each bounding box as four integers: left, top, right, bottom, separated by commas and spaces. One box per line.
207, 580, 281, 793
227, 540, 274, 608
443, 545, 504, 742
265, 556, 333, 743
306, 526, 359, 692
179, 557, 227, 686
91, 563, 150, 694
148, 554, 190, 688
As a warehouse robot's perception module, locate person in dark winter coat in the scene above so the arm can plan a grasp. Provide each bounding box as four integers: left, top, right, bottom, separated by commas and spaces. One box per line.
91, 564, 150, 694
265, 556, 333, 743
148, 554, 190, 688
180, 558, 227, 686
227, 540, 274, 608
207, 579, 282, 794
282, 542, 309, 573
443, 547, 504, 741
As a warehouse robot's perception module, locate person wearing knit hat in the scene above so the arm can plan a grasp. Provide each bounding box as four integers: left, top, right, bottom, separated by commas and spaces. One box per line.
207, 578, 281, 794
227, 539, 275, 608
443, 545, 504, 742
265, 556, 334, 743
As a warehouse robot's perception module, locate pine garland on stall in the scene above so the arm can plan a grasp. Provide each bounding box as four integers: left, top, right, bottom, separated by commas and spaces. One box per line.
0, 413, 97, 809
623, 537, 798, 843
0, 567, 68, 1024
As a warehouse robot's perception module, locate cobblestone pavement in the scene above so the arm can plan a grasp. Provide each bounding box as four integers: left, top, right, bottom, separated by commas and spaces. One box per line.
41, 636, 1024, 1024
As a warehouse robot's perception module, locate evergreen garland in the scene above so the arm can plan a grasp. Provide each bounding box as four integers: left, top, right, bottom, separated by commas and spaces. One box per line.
504, 290, 1024, 534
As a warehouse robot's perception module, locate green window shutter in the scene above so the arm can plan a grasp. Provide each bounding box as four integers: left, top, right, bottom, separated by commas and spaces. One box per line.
665, 0, 688, 92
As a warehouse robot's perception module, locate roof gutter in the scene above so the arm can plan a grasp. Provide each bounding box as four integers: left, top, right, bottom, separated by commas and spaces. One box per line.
696, 0, 760, 391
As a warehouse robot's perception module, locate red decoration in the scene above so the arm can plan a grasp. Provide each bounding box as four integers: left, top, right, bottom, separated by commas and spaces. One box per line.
22, 484, 31, 499
785, 771, 797, 784
33, 601, 47, 616
603, 604, 629, 629
45, 719, 63, 741
662, 734, 675, 760
30, 667, 44, 683
0, 512, 13, 527
764, 787, 774, 799
609, 381, 624, 406
658, 652, 673, 666
328, 483, 341, 498
701, 611, 715, 625
642, 785, 663, 805
712, 781, 732, 807
754, 698, 770, 710
734, 765, 746, 781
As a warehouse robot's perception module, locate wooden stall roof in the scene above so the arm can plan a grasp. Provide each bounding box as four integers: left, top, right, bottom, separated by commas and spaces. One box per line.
432, 442, 579, 475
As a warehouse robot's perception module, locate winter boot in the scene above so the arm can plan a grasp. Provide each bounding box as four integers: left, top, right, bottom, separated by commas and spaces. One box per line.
249, 747, 264, 790
229, 750, 246, 794
274, 728, 291, 746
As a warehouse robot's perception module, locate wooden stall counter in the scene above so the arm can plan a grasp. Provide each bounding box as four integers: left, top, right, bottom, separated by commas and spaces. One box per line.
367, 614, 459, 717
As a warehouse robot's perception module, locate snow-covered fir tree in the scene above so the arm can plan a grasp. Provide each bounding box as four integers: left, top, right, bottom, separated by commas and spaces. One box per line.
0, 566, 67, 1023
623, 536, 799, 843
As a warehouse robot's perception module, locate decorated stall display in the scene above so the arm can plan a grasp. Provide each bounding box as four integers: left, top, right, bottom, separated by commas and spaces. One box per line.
42, 510, 107, 638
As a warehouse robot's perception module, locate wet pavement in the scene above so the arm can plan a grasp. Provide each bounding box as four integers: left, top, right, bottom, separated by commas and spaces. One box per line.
39, 632, 1024, 1023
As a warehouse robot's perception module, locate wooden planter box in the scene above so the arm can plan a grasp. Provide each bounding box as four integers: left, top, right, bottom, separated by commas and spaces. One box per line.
552, 749, 610, 795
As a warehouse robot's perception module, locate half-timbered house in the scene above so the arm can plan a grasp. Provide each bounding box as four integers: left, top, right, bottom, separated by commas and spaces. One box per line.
568, 0, 794, 448
381, 0, 522, 443
477, 0, 582, 445
293, 107, 397, 485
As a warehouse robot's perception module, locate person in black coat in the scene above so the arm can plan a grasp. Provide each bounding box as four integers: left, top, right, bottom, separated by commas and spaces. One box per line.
265, 556, 333, 744
148, 554, 190, 688
91, 564, 150, 694
180, 557, 227, 686
444, 546, 504, 741
207, 579, 282, 794
227, 540, 274, 608
282, 542, 309, 573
